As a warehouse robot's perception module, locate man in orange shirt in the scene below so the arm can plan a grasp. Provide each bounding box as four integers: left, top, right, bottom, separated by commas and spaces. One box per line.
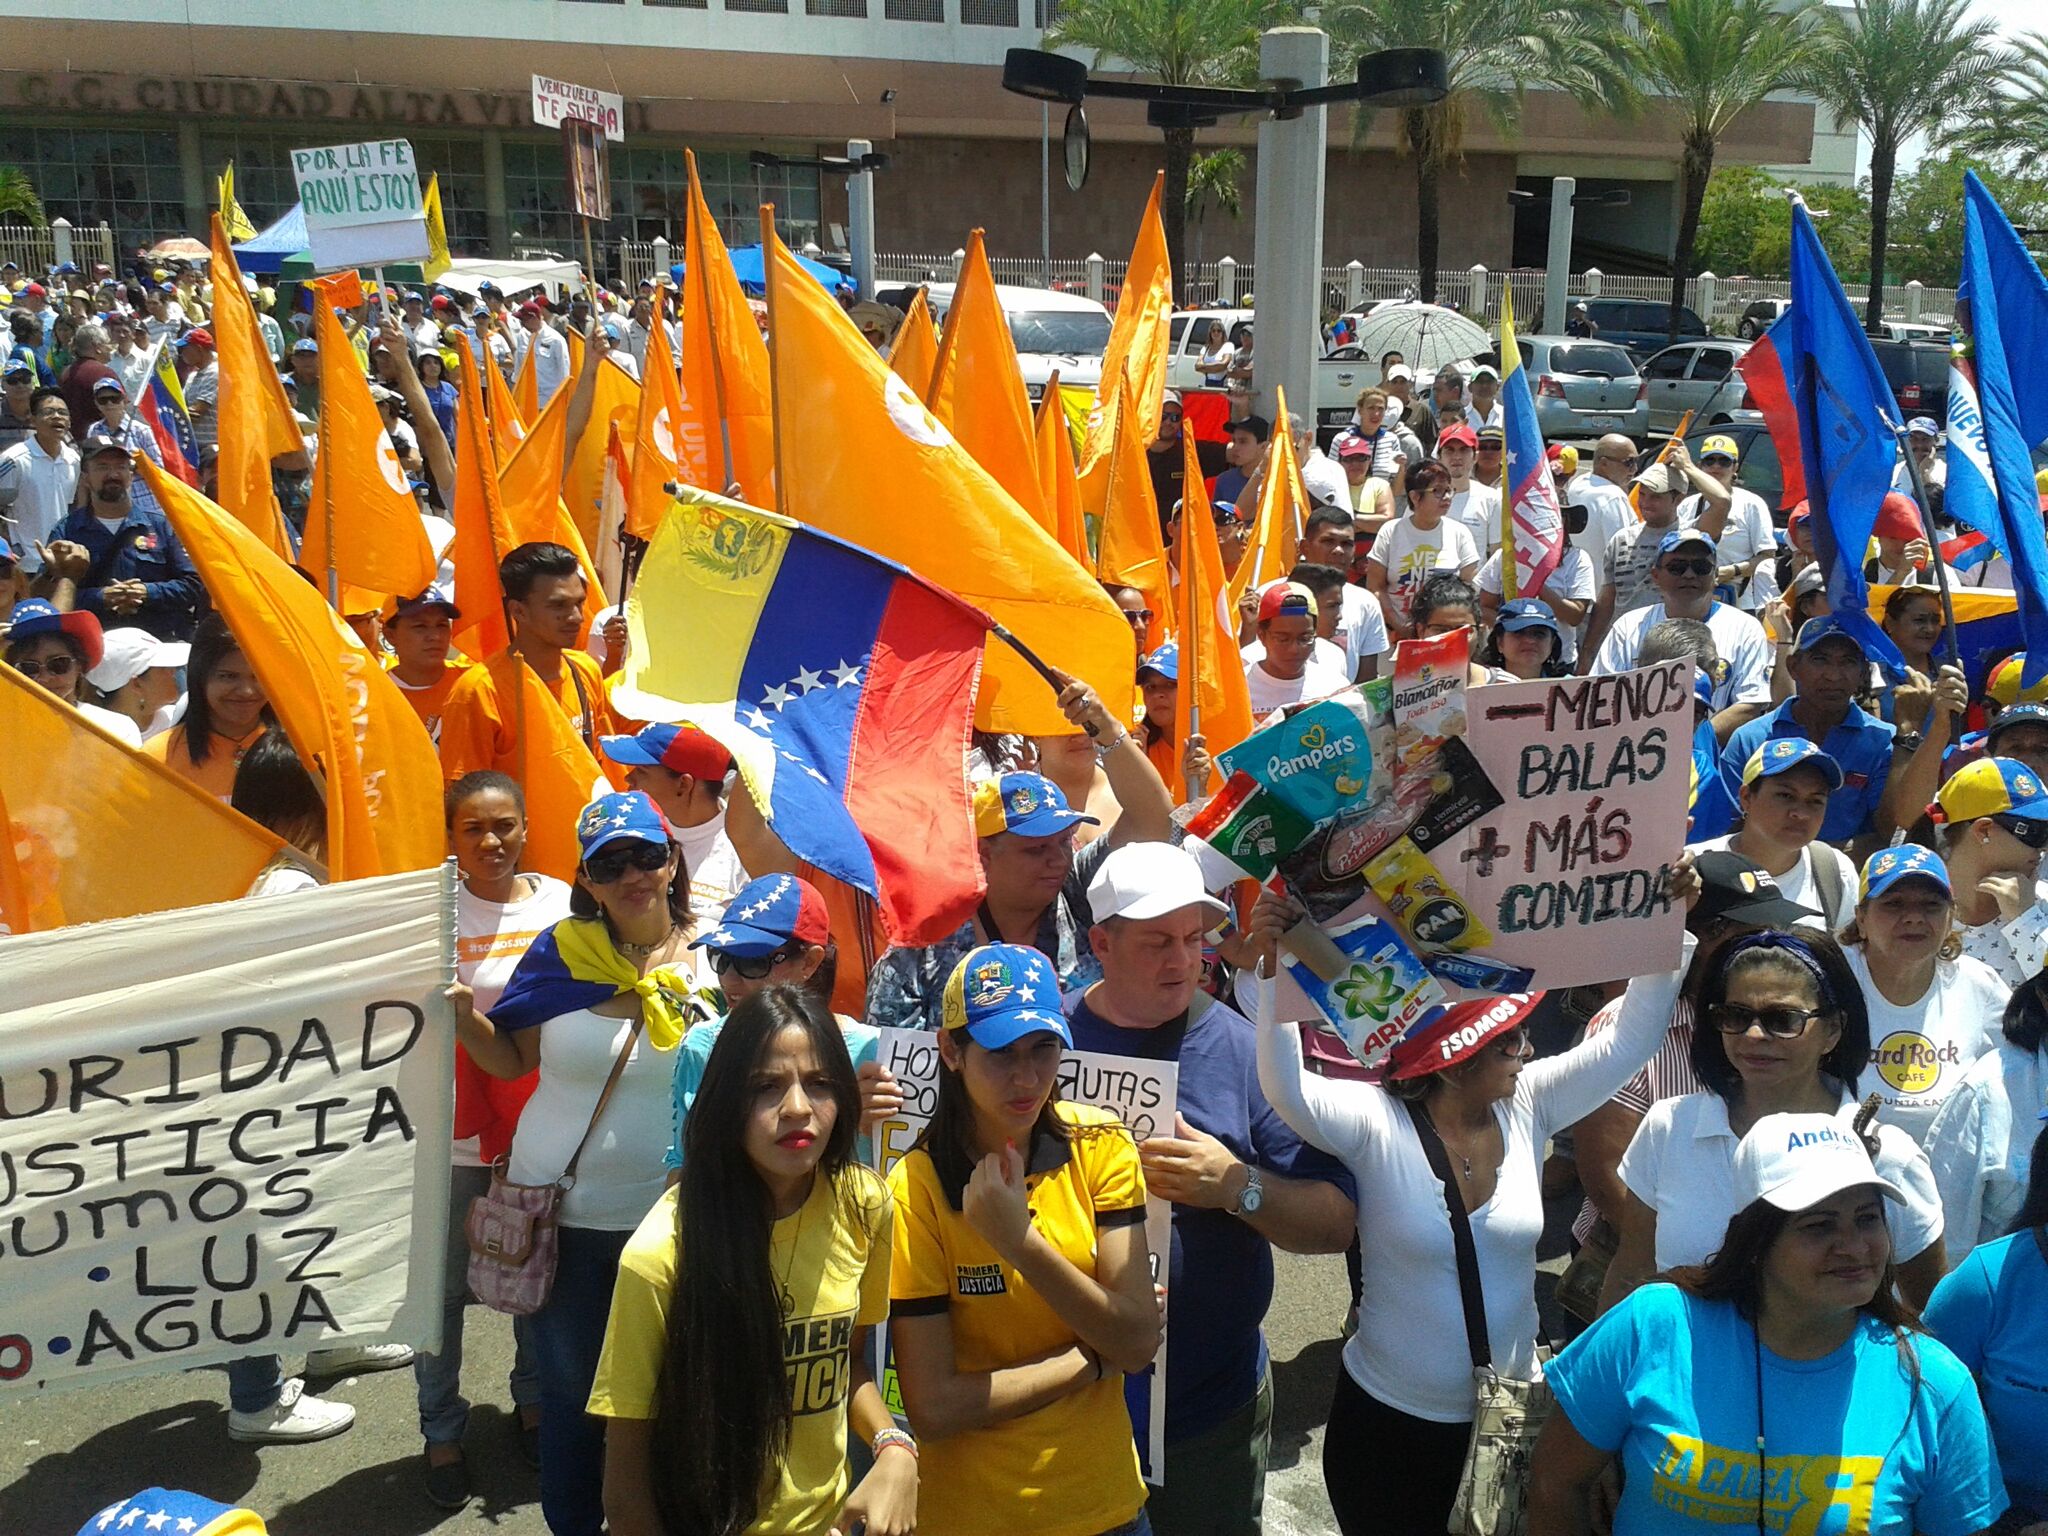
383, 585, 469, 747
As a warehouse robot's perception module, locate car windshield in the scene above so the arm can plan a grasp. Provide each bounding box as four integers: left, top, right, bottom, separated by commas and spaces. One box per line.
1593, 301, 1705, 335
1009, 310, 1112, 355
1549, 344, 1636, 378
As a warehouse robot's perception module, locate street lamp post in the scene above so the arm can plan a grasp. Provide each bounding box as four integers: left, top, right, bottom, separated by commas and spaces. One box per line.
748, 148, 890, 298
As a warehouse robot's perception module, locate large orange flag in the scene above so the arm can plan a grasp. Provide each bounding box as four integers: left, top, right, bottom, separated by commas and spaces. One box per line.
563, 354, 641, 551
889, 288, 938, 399
0, 667, 282, 931
1034, 368, 1091, 565
628, 282, 685, 538
928, 230, 1043, 524
1175, 432, 1253, 797
1229, 384, 1306, 606
678, 149, 774, 504
207, 214, 296, 559
500, 380, 606, 633
513, 335, 540, 426
139, 455, 445, 881
762, 214, 1134, 735
483, 341, 529, 460
303, 300, 435, 600
1078, 172, 1173, 490
449, 333, 515, 661
1095, 372, 1172, 654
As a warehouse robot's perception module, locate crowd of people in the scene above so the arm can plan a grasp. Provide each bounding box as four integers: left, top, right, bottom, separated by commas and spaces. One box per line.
4, 249, 2046, 1536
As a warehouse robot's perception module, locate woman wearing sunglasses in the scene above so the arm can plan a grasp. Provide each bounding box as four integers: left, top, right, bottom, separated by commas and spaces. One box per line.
5, 597, 138, 743
454, 790, 715, 1536
1927, 758, 2048, 988
1598, 929, 1947, 1316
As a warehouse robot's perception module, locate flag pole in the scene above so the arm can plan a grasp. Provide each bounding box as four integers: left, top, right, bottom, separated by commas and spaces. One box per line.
759, 205, 788, 516
1880, 408, 1963, 672
987, 623, 1104, 740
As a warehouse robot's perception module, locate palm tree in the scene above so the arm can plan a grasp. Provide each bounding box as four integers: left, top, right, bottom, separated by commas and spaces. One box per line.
1955, 33, 2048, 180
1622, 0, 1827, 343
1183, 147, 1246, 279
1325, 0, 1636, 304
1809, 0, 2011, 333
0, 169, 46, 228
1045, 0, 1283, 284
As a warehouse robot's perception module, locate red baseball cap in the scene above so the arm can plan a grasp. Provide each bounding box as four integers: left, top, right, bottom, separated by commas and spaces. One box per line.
1385, 992, 1544, 1081
22, 281, 44, 297
597, 722, 734, 781
1872, 491, 1922, 544
1257, 581, 1318, 623
1436, 423, 1478, 449
516, 299, 545, 317
179, 328, 214, 349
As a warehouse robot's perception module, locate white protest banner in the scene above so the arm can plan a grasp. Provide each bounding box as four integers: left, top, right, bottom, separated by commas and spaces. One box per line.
0, 866, 456, 1401
531, 74, 626, 142
290, 139, 430, 270
870, 1026, 1176, 1484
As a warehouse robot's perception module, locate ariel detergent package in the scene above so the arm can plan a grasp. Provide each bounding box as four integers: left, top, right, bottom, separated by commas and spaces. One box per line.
1217, 694, 1375, 826
1280, 908, 1449, 1071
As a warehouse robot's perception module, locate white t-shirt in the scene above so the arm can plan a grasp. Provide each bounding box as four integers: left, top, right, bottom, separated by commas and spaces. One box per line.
77, 699, 142, 747
1244, 656, 1355, 715
1464, 399, 1503, 433
456, 874, 574, 1166
672, 806, 751, 924
1924, 1041, 2046, 1262
1565, 473, 1634, 571
0, 438, 81, 569
1681, 487, 1777, 609
1476, 546, 1597, 664
1845, 946, 2007, 1142
1955, 901, 2048, 990
1448, 481, 1502, 554
1689, 835, 1857, 933
506, 1005, 676, 1229
1368, 516, 1481, 629
1619, 1086, 1943, 1271
1591, 602, 1773, 712
1196, 342, 1235, 381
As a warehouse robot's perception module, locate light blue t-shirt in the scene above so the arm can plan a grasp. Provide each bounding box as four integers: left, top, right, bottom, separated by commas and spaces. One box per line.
666, 1014, 879, 1171
1548, 1283, 2005, 1536
1924, 1228, 2048, 1520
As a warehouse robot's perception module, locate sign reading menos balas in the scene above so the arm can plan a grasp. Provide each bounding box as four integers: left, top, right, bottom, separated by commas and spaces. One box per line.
290, 139, 430, 269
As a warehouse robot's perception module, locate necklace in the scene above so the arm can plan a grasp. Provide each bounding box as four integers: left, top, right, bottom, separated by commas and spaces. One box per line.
775, 1187, 811, 1319
617, 922, 679, 962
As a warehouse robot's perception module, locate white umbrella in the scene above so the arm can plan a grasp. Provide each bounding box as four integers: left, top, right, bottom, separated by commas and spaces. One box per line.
1345, 302, 1490, 378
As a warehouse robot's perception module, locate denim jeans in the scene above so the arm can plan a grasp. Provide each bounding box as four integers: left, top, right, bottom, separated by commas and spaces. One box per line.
414, 1162, 541, 1444
226, 1354, 284, 1415
1099, 1514, 1155, 1536
525, 1224, 631, 1536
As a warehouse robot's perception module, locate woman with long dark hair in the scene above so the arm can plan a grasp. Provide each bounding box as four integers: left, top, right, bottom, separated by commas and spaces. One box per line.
1598, 930, 1947, 1314
1530, 1112, 2007, 1534
145, 612, 273, 801
889, 943, 1160, 1536
593, 985, 914, 1536
1927, 969, 2048, 1262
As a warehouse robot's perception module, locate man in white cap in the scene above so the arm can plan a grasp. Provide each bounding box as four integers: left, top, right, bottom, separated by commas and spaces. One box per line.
1463, 363, 1503, 434
1892, 415, 1946, 502
1065, 841, 1356, 1535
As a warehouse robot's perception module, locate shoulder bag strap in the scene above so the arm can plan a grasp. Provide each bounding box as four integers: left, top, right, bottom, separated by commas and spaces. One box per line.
1401, 1097, 1493, 1372
557, 1012, 644, 1189
1809, 844, 1845, 931
564, 659, 598, 753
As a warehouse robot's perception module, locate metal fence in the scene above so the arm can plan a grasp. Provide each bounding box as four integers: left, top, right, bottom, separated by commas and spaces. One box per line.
0, 220, 119, 279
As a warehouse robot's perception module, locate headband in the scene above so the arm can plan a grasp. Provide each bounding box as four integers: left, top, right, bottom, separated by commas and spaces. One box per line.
1722, 931, 1833, 1005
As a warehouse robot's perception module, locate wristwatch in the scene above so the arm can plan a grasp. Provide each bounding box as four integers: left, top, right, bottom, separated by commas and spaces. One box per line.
1229, 1163, 1264, 1216
1896, 729, 1927, 754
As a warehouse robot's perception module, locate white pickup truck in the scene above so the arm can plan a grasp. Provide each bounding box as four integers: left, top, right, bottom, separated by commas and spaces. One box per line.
1166, 307, 1433, 440
876, 281, 1111, 403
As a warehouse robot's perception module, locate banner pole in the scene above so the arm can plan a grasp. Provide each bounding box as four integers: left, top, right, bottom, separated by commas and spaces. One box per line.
988, 622, 1100, 739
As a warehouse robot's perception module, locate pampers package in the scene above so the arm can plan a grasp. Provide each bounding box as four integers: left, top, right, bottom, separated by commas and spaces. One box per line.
1280, 906, 1449, 1070
1217, 694, 1375, 826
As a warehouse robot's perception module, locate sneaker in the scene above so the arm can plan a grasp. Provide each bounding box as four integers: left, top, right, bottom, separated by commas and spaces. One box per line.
306, 1342, 416, 1377
227, 1377, 356, 1444
425, 1449, 471, 1511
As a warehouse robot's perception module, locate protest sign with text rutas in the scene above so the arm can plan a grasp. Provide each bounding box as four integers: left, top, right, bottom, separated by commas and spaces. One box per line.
0, 866, 457, 1401
869, 1025, 1177, 1485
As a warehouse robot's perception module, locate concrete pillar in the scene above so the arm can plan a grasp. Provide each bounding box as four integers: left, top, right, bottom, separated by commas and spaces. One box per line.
1086, 252, 1105, 304
1251, 26, 1329, 427
1583, 265, 1604, 297
1468, 264, 1488, 319
482, 130, 510, 258
1217, 254, 1238, 305
1345, 259, 1364, 312
1695, 271, 1718, 330
177, 121, 207, 237
846, 138, 877, 300
1905, 279, 1923, 323
653, 235, 671, 286
1544, 176, 1575, 334
952, 247, 967, 281
50, 219, 72, 271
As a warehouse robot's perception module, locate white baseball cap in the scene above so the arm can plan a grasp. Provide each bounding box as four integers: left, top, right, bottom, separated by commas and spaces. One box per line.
1732, 1112, 1906, 1214
87, 628, 189, 693
1086, 842, 1229, 925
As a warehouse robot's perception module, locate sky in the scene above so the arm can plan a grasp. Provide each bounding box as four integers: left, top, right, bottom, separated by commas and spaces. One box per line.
1876, 0, 2038, 175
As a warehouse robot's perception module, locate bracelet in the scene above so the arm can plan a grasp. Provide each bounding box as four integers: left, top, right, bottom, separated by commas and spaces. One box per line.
872, 1427, 918, 1460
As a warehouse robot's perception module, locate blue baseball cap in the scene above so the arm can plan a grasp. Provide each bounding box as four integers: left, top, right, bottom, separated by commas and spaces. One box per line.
941, 944, 1072, 1050
1859, 843, 1951, 903
1933, 756, 2048, 825
693, 873, 831, 957
598, 722, 734, 781
1138, 640, 1180, 682
1742, 737, 1844, 791
392, 585, 460, 620
1657, 527, 1717, 558
575, 791, 672, 861
1693, 669, 1715, 709
972, 772, 1099, 840
291, 337, 318, 355
1793, 615, 1868, 659
1496, 597, 1560, 636
1907, 416, 1940, 438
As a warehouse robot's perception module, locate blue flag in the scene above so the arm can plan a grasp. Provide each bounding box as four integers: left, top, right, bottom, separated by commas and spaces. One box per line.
1950, 171, 2048, 689
1782, 201, 1908, 677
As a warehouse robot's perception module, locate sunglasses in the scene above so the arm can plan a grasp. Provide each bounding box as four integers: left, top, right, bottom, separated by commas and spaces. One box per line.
1492, 1025, 1532, 1056
583, 841, 670, 884
16, 654, 76, 681
1125, 609, 1155, 625
1476, 443, 1503, 453
1707, 1002, 1829, 1040
1661, 559, 1715, 578
708, 945, 798, 980
1992, 813, 2048, 850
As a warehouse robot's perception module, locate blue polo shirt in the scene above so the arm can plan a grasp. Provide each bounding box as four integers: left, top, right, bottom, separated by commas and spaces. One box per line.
1063, 989, 1356, 1442
1719, 697, 1895, 843
54, 502, 205, 641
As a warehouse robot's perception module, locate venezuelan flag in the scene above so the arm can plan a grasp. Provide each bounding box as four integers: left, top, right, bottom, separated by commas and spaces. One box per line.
140, 340, 200, 486
80, 1489, 267, 1536
614, 486, 992, 945
1500, 285, 1563, 599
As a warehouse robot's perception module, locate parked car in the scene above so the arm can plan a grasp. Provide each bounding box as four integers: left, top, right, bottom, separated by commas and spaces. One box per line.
1641, 339, 1764, 434
1735, 298, 1791, 339
1166, 306, 1441, 440
1681, 421, 1791, 518
1508, 335, 1647, 441
1881, 320, 1950, 343
875, 281, 1111, 400
1166, 307, 1256, 393
1548, 296, 1710, 360
1868, 337, 1950, 425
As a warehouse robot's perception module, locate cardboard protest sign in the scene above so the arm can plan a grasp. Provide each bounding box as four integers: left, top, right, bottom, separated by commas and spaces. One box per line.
869, 1026, 1176, 1484
531, 74, 626, 142
290, 140, 430, 270
0, 867, 456, 1401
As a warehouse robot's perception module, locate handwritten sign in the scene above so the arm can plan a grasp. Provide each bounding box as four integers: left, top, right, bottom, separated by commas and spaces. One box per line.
870, 1026, 1176, 1484
289, 139, 430, 269
0, 868, 456, 1401
531, 74, 625, 142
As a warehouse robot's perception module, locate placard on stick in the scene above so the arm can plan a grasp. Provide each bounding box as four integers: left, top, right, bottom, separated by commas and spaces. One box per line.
290, 139, 430, 270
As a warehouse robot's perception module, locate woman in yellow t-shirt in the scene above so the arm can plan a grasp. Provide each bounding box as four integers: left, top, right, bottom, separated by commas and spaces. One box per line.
889, 944, 1161, 1536
145, 613, 273, 802
591, 985, 916, 1536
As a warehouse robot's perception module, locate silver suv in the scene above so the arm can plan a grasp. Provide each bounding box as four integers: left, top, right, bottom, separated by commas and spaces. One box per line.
1640, 339, 1764, 435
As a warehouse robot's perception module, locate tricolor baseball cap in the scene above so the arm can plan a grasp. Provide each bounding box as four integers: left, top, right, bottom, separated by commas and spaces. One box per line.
1137, 640, 1180, 682
1986, 654, 2048, 707
1732, 1112, 1904, 1214
941, 943, 1071, 1050
8, 599, 104, 671
78, 1491, 266, 1536
178, 328, 213, 349
1699, 433, 1740, 462
1742, 737, 1844, 790
1931, 756, 2048, 826
692, 874, 830, 958
599, 722, 735, 782
1858, 843, 1951, 902
972, 772, 1099, 840
1386, 992, 1544, 1081
1257, 581, 1318, 623
575, 790, 673, 861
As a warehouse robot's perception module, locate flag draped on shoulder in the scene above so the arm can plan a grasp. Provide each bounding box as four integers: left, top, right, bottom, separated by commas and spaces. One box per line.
1175, 434, 1252, 797
629, 282, 686, 538
1035, 368, 1091, 564
1498, 285, 1562, 600
888, 287, 939, 399
141, 341, 200, 486
207, 213, 298, 560
678, 150, 775, 505
0, 667, 282, 932
614, 486, 989, 944
1229, 384, 1303, 605
1096, 371, 1172, 651
449, 332, 515, 660
1946, 171, 2048, 688
927, 230, 1043, 523
1078, 172, 1173, 485
139, 455, 446, 881
1782, 201, 1908, 676
759, 214, 1135, 736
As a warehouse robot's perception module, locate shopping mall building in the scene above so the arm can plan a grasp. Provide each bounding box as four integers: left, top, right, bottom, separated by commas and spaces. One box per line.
0, 0, 1844, 273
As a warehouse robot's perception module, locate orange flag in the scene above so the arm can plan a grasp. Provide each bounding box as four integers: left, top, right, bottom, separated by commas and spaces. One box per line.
762, 213, 1134, 735
1034, 368, 1091, 566
1229, 384, 1306, 606
483, 341, 529, 460
139, 455, 445, 881
678, 149, 775, 504
628, 282, 686, 538
206, 213, 297, 559
0, 668, 283, 931
449, 333, 515, 661
1096, 372, 1172, 653
513, 334, 540, 426
1175, 432, 1253, 796
499, 380, 606, 633
303, 299, 435, 600
562, 353, 641, 551
595, 419, 630, 602
567, 325, 587, 381
928, 230, 1043, 524
889, 287, 938, 399
1078, 173, 1174, 491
